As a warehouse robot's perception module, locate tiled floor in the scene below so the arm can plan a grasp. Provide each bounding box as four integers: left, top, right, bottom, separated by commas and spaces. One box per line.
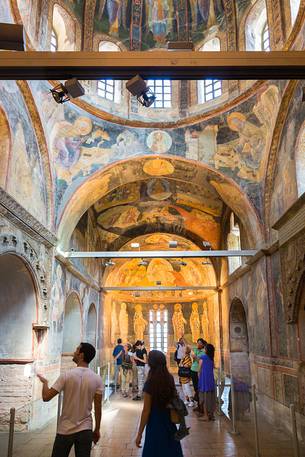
0, 394, 304, 457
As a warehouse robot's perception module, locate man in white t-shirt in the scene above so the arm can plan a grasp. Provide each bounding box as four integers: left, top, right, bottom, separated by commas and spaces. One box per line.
37, 342, 103, 457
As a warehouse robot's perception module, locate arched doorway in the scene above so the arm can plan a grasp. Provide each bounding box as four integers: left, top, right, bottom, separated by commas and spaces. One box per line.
0, 254, 37, 429
229, 298, 250, 381
62, 292, 82, 371
86, 303, 97, 347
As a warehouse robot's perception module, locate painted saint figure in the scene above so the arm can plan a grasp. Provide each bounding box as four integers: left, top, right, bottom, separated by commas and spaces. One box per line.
119, 302, 129, 342
111, 300, 118, 344
172, 303, 187, 342
190, 302, 201, 342
134, 304, 148, 341
201, 302, 209, 341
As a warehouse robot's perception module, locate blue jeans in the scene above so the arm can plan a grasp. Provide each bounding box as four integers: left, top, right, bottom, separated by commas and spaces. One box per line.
51, 430, 93, 457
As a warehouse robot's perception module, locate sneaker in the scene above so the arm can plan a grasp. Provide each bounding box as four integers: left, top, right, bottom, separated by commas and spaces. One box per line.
188, 401, 195, 407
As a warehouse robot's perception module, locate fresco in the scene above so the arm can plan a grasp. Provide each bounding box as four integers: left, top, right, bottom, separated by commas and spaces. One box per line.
0, 81, 48, 226
93, 0, 226, 49
270, 83, 304, 227
0, 105, 10, 188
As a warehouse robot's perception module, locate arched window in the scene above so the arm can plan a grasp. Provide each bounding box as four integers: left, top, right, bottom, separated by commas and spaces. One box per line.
262, 22, 270, 51
198, 38, 222, 104
227, 213, 242, 274
245, 0, 270, 51
147, 79, 172, 108
149, 306, 168, 353
98, 41, 121, 103
50, 29, 58, 52
290, 0, 301, 25
52, 4, 76, 51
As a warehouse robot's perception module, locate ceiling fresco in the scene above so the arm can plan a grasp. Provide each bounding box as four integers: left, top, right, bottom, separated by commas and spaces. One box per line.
26, 80, 282, 225
59, 1, 252, 50
92, 178, 222, 249
103, 233, 217, 290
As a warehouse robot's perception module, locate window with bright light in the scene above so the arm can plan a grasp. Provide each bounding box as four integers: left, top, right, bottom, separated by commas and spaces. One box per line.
149, 308, 168, 353
146, 79, 172, 108
290, 0, 301, 25
198, 38, 222, 104
50, 29, 58, 52
262, 22, 270, 51
98, 41, 121, 102
227, 213, 242, 274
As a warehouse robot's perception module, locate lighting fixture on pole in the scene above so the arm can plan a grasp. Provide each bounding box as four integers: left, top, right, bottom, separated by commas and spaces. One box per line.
104, 259, 115, 267
126, 75, 156, 107
168, 240, 178, 248
138, 259, 149, 267
131, 242, 140, 249
202, 241, 212, 249
50, 78, 85, 104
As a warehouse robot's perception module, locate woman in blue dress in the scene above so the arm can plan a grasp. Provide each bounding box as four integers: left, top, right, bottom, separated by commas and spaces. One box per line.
198, 343, 216, 421
135, 350, 184, 457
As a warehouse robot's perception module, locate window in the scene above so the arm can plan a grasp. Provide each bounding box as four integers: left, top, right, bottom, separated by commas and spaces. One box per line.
262, 22, 270, 51
290, 0, 301, 25
198, 38, 222, 104
149, 307, 168, 353
201, 79, 222, 103
227, 213, 242, 274
98, 41, 121, 102
245, 1, 270, 51
97, 79, 115, 101
146, 79, 172, 108
50, 29, 58, 52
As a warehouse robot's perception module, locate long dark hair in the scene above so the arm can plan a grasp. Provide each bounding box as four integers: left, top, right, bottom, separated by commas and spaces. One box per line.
146, 350, 176, 409
205, 343, 215, 361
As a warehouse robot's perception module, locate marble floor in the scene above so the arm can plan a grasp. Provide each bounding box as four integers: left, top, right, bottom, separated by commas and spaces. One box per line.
0, 394, 304, 457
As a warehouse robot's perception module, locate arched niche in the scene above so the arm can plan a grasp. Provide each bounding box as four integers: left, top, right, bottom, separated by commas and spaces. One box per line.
0, 254, 37, 359
52, 3, 77, 51
62, 292, 82, 353
296, 272, 305, 361
295, 121, 305, 197
86, 303, 97, 347
227, 213, 242, 274
229, 298, 250, 384
244, 0, 269, 51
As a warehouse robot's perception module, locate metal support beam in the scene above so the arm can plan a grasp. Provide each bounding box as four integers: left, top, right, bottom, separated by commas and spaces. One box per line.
103, 286, 216, 291
63, 250, 256, 258
0, 51, 305, 80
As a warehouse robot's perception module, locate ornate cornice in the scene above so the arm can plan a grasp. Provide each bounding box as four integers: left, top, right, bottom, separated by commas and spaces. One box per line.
16, 80, 54, 229
0, 188, 57, 247
56, 252, 100, 292
263, 80, 298, 235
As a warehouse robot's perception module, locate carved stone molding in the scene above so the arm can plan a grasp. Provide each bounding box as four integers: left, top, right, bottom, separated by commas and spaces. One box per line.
279, 230, 305, 323
0, 188, 57, 247
0, 232, 50, 309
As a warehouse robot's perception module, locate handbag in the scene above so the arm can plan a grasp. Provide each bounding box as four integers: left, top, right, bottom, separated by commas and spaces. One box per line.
178, 366, 191, 378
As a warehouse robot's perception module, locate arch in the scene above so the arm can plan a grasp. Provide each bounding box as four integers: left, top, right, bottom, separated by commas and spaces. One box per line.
244, 0, 269, 51
0, 253, 37, 359
229, 298, 251, 384
52, 3, 77, 51
62, 291, 82, 353
57, 156, 264, 251
295, 120, 305, 197
0, 103, 11, 189
86, 303, 97, 347
290, 0, 301, 26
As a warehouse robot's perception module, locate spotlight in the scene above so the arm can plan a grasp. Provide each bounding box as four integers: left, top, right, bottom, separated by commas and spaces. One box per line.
126, 75, 156, 108
104, 259, 115, 267
179, 260, 187, 266
202, 241, 211, 249
138, 259, 149, 267
0, 23, 25, 50
131, 242, 140, 249
50, 78, 85, 104
169, 240, 178, 248
156, 281, 162, 285
202, 261, 211, 265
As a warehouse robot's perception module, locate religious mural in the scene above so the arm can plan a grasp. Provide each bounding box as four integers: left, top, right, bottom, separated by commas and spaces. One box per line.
0, 81, 48, 226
